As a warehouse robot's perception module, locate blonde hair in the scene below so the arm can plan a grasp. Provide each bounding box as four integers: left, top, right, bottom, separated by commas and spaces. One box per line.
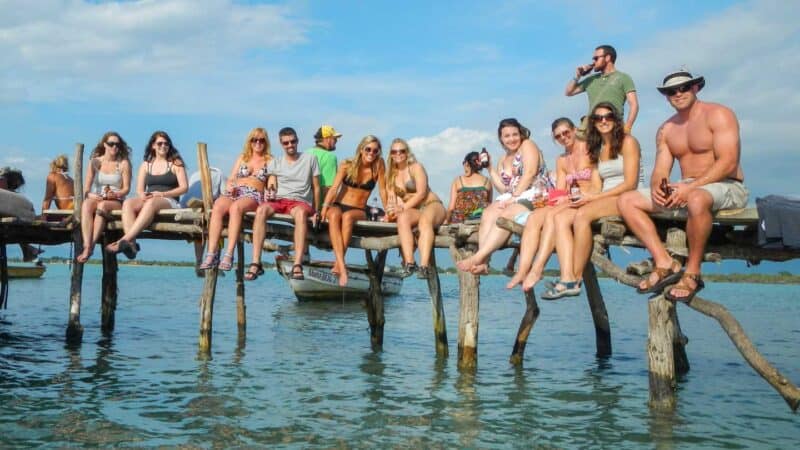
242, 127, 272, 163
50, 154, 69, 173
345, 135, 382, 183
385, 138, 418, 189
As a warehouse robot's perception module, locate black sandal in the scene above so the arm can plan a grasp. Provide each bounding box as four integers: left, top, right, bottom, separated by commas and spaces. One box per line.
244, 263, 264, 281
290, 264, 305, 280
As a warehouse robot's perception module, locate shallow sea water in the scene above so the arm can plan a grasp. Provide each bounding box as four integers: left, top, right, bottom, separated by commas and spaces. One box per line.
1, 264, 799, 448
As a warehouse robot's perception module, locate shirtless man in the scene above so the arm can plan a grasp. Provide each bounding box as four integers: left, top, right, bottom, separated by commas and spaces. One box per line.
617, 70, 748, 302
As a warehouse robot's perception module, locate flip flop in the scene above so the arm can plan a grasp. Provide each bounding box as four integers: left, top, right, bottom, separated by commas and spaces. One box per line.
664, 273, 704, 303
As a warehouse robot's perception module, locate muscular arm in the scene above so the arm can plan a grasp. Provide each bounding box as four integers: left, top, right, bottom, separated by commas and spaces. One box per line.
625, 90, 639, 132
688, 106, 741, 188
565, 68, 586, 96
651, 125, 676, 205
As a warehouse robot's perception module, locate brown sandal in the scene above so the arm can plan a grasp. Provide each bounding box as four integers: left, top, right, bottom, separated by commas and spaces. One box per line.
665, 273, 704, 303
637, 260, 683, 294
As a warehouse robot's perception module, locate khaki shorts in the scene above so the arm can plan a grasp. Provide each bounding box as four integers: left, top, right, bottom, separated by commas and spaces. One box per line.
639, 178, 749, 212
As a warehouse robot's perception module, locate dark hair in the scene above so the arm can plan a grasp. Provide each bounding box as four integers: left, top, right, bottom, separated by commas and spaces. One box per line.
596, 44, 617, 63
587, 102, 625, 160
551, 117, 575, 133
463, 151, 482, 173
497, 118, 531, 143
279, 127, 297, 138
0, 167, 25, 191
144, 130, 184, 166
91, 131, 131, 161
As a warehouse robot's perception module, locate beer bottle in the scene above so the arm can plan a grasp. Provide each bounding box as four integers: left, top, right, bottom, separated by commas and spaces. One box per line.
569, 178, 581, 201
479, 148, 490, 169
661, 178, 673, 196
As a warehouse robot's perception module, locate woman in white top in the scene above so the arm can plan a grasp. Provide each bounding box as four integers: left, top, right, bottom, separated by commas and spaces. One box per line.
76, 132, 132, 263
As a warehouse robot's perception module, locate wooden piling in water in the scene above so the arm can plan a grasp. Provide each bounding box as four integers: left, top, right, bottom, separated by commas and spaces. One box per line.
236, 240, 246, 332
426, 251, 448, 357
196, 142, 217, 353
451, 245, 479, 369
364, 249, 386, 350
66, 143, 85, 344
509, 289, 540, 366
100, 234, 119, 334
647, 295, 678, 410
582, 262, 611, 357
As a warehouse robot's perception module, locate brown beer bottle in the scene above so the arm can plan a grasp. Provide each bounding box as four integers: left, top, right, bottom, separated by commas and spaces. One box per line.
569, 178, 581, 201
661, 178, 673, 196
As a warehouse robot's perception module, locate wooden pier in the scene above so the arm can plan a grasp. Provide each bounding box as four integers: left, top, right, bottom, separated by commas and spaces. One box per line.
1, 142, 799, 413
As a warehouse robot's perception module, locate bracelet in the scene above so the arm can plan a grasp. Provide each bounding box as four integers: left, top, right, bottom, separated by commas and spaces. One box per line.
322, 202, 331, 207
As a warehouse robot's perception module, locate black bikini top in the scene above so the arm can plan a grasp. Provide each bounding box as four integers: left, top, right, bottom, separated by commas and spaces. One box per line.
342, 166, 376, 191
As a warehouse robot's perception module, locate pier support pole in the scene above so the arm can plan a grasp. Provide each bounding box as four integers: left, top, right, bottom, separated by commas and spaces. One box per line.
235, 240, 246, 333
0, 243, 8, 309
583, 262, 612, 357
426, 252, 448, 357
648, 295, 677, 410
509, 289, 540, 365
196, 142, 217, 354
364, 250, 386, 350
100, 235, 119, 334
66, 143, 85, 344
451, 246, 479, 370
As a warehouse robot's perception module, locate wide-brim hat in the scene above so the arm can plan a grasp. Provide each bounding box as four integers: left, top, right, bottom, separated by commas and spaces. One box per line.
657, 70, 705, 94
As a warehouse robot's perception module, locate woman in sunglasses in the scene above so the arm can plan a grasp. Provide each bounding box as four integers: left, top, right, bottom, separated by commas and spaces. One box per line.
105, 131, 188, 259
386, 138, 446, 279
76, 132, 132, 263
199, 128, 274, 270
321, 135, 388, 286
535, 102, 641, 299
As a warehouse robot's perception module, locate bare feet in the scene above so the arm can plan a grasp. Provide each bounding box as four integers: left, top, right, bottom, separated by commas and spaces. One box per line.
521, 270, 542, 292
76, 246, 92, 264
338, 267, 348, 287
506, 272, 525, 289
105, 240, 121, 254
456, 256, 476, 272
470, 263, 489, 275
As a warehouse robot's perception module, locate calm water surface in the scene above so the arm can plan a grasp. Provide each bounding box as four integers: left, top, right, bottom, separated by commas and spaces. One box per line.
1, 264, 798, 448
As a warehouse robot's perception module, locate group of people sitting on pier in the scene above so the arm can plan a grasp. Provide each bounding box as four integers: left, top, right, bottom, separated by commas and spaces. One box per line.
4, 44, 748, 303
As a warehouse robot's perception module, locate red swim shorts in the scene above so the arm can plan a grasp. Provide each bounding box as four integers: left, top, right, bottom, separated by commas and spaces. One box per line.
262, 198, 315, 215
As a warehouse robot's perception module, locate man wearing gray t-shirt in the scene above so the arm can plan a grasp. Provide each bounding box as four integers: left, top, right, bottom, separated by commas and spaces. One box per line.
247, 127, 320, 281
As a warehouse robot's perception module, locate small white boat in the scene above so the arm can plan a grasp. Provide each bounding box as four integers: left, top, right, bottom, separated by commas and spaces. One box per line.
276, 257, 402, 301
8, 262, 46, 279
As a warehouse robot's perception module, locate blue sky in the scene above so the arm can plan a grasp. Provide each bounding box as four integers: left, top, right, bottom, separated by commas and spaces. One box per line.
2, 0, 799, 268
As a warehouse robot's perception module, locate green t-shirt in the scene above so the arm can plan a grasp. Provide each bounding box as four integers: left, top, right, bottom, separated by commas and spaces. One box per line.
579, 70, 635, 118
308, 146, 338, 187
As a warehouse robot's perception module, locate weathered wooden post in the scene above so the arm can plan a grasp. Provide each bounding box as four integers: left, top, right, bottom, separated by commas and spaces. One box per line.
450, 245, 479, 369
509, 289, 540, 365
647, 294, 677, 410
100, 235, 119, 334
364, 249, 386, 350
66, 143, 85, 344
425, 251, 448, 357
0, 243, 8, 309
235, 240, 246, 332
197, 142, 218, 354
582, 262, 612, 357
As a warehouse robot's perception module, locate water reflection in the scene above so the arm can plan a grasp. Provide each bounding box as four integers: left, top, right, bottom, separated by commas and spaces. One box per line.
453, 369, 482, 448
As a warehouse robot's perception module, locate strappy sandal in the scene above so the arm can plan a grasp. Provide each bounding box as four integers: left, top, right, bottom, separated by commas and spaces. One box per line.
290, 264, 305, 280
218, 252, 234, 271
417, 266, 431, 280
665, 273, 704, 303
636, 260, 684, 294
398, 262, 417, 279
541, 280, 582, 300
244, 263, 264, 281
118, 239, 139, 260
198, 252, 219, 270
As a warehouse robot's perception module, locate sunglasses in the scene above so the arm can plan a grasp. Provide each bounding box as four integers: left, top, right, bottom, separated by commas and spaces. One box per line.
592, 54, 606, 61
553, 129, 572, 140
280, 138, 298, 146
662, 83, 694, 97
591, 113, 616, 123
363, 146, 381, 155
390, 148, 407, 155
155, 141, 170, 147
105, 141, 121, 148
251, 137, 267, 144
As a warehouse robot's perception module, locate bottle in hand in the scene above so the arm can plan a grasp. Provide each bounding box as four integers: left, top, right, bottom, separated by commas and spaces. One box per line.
660, 178, 673, 196
479, 148, 490, 169
569, 178, 581, 202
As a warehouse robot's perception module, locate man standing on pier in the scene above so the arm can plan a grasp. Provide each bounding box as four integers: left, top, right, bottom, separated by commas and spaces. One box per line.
566, 44, 638, 135
248, 127, 320, 281
617, 70, 748, 302
308, 124, 341, 202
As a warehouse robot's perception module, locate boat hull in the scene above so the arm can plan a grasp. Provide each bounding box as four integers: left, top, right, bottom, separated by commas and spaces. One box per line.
8, 264, 46, 279
276, 259, 402, 301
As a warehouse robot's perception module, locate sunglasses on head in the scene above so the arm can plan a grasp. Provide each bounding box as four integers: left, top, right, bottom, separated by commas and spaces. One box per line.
280, 138, 298, 146
662, 83, 694, 97
105, 141, 121, 148
390, 148, 407, 155
250, 137, 267, 144
363, 146, 380, 155
592, 113, 616, 123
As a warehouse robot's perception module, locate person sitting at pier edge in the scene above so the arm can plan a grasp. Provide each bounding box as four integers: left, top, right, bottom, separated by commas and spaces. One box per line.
247, 127, 320, 281
442, 151, 492, 225
0, 167, 43, 261
506, 117, 600, 290
41, 154, 75, 211
527, 104, 641, 298
106, 131, 188, 259
309, 124, 341, 201
75, 132, 133, 263
386, 138, 445, 279
456, 118, 550, 275
321, 135, 388, 286
618, 70, 747, 303
198, 128, 273, 271
566, 44, 638, 135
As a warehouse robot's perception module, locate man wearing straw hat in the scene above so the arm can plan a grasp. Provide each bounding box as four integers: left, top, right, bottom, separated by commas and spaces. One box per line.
617, 69, 748, 303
